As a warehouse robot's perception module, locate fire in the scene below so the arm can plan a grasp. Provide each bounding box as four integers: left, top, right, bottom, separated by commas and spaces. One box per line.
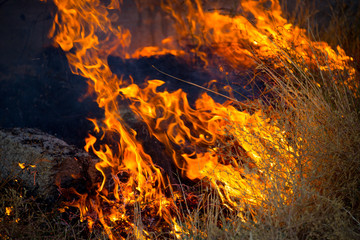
44, 0, 356, 238
5, 207, 13, 216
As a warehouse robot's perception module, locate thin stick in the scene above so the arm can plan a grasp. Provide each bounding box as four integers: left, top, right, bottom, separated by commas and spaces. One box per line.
152, 65, 254, 110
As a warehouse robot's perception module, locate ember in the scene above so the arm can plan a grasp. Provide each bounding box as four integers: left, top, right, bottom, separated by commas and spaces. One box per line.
3, 0, 358, 239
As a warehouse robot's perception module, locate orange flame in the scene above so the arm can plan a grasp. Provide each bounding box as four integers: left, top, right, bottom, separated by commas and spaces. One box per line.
45, 0, 356, 238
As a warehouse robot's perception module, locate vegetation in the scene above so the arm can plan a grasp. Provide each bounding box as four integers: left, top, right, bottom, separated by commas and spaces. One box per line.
171, 31, 360, 239
0, 179, 108, 239
1, 0, 360, 239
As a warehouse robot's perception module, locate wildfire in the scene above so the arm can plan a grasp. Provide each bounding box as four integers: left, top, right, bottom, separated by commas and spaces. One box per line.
44, 0, 356, 238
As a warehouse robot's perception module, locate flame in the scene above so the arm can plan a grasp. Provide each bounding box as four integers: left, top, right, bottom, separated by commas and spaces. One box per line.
18, 163, 36, 169
162, 0, 356, 89
44, 0, 356, 238
122, 81, 297, 211
18, 163, 26, 169
5, 207, 13, 216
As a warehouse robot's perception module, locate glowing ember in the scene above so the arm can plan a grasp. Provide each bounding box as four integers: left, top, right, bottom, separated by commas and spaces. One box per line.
18, 163, 26, 169
5, 207, 13, 216
18, 163, 36, 169
43, 0, 356, 238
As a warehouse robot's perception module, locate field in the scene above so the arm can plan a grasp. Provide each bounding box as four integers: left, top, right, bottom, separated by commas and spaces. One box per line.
1, 0, 360, 239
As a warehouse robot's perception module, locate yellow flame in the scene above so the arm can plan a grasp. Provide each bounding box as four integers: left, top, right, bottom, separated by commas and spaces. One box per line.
18, 163, 26, 169
45, 0, 356, 238
5, 207, 13, 216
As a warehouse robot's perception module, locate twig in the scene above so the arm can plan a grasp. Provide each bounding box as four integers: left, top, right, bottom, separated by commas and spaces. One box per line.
152, 65, 255, 110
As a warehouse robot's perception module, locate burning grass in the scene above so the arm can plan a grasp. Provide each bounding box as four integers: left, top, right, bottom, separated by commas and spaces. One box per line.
1, 0, 360, 239
169, 59, 360, 239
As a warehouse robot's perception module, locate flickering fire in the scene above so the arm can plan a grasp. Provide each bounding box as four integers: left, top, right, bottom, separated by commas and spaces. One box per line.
5, 207, 13, 216
44, 0, 356, 238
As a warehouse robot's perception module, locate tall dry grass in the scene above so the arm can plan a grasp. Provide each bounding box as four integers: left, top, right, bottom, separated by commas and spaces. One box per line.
281, 0, 360, 71
172, 44, 360, 240
172, 2, 360, 239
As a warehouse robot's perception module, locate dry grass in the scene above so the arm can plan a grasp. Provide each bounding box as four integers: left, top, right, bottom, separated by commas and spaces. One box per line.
281, 0, 360, 71
172, 46, 360, 239
253, 47, 360, 239
0, 179, 109, 239
172, 1, 360, 239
